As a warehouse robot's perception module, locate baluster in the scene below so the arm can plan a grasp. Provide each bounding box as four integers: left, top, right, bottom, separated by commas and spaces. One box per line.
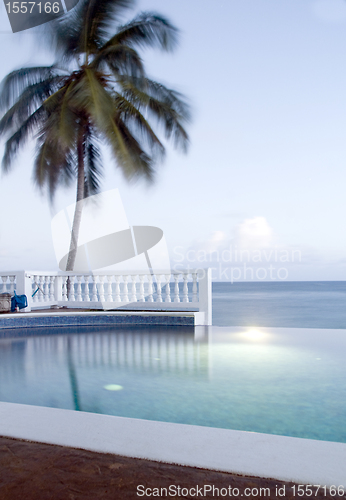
131, 275, 137, 302
183, 273, 189, 303
173, 274, 180, 302
92, 275, 98, 301
165, 274, 171, 302
38, 276, 44, 302
84, 275, 90, 301
107, 275, 113, 302
9, 276, 15, 295
156, 275, 162, 302
139, 275, 145, 301
192, 272, 198, 303
76, 276, 83, 301
49, 276, 55, 301
1, 276, 7, 294
69, 275, 76, 301
44, 276, 50, 302
147, 274, 154, 302
32, 275, 38, 302
62, 277, 68, 301
122, 275, 129, 302
99, 275, 105, 302
114, 276, 121, 302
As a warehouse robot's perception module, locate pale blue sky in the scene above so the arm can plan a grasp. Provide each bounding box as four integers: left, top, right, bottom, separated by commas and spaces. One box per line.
1, 0, 346, 280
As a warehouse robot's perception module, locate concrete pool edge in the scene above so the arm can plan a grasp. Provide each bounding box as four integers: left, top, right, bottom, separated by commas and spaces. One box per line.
0, 310, 204, 329
0, 402, 345, 487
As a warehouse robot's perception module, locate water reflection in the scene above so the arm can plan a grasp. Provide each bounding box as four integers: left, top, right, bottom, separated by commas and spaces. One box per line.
0, 326, 210, 413
0, 325, 346, 442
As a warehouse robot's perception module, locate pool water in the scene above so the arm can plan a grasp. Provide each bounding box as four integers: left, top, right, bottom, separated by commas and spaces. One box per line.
0, 325, 345, 443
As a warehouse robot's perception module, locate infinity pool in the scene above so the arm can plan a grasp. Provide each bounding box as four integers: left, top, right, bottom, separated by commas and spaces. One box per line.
0, 325, 345, 443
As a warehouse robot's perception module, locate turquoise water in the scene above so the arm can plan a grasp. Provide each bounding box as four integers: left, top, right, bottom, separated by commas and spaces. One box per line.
1, 325, 345, 443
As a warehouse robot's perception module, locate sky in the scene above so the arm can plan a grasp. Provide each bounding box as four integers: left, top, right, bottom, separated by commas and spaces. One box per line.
1, 0, 346, 281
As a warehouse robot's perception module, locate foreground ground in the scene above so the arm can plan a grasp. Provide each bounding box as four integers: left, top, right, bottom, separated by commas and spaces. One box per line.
0, 437, 342, 499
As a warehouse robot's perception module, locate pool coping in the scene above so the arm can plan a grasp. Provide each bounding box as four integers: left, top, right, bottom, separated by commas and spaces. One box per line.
0, 402, 345, 487
0, 310, 204, 329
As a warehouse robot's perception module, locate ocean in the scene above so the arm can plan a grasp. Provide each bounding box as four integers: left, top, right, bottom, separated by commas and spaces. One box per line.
212, 281, 346, 329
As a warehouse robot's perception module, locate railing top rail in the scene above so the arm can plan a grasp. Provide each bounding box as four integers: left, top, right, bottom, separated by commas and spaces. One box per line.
22, 269, 206, 277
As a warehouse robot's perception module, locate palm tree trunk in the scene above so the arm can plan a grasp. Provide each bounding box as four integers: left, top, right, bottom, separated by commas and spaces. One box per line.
66, 128, 85, 272
67, 337, 81, 411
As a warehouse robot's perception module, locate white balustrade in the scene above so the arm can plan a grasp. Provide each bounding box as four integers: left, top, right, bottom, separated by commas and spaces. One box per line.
1, 276, 6, 294
0, 269, 212, 325
147, 274, 154, 302
9, 276, 15, 295
182, 273, 189, 303
165, 274, 171, 303
0, 275, 16, 294
69, 276, 75, 301
131, 275, 137, 302
49, 276, 55, 301
92, 276, 98, 301
173, 274, 180, 303
107, 276, 113, 302
76, 276, 83, 301
38, 276, 44, 302
114, 276, 121, 302
192, 272, 198, 303
156, 275, 162, 303
139, 275, 145, 301
84, 275, 90, 301
122, 276, 129, 302
44, 276, 50, 302
99, 275, 105, 302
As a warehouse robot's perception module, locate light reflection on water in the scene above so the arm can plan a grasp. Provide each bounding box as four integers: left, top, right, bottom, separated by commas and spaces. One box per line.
0, 325, 345, 443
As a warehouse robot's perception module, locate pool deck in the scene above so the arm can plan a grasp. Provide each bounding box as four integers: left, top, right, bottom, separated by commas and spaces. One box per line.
2, 436, 339, 500
0, 436, 340, 500
0, 402, 345, 489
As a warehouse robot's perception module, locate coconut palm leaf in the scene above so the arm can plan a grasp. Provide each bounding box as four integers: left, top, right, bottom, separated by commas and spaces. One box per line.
117, 76, 190, 151
91, 45, 144, 78
102, 13, 178, 52
48, 0, 134, 61
0, 77, 67, 136
0, 66, 59, 110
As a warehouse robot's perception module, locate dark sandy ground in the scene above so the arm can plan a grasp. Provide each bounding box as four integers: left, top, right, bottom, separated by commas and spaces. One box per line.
0, 436, 342, 500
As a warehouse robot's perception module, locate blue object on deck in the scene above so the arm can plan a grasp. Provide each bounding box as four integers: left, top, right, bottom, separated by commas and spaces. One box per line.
11, 291, 28, 312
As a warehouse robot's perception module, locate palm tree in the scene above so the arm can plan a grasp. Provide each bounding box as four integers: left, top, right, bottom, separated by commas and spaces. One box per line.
0, 0, 190, 271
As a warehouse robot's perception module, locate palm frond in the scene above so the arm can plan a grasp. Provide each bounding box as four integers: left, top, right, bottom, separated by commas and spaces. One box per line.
33, 130, 76, 200
119, 76, 191, 121
118, 76, 190, 152
92, 45, 144, 78
103, 12, 179, 53
111, 116, 155, 181
47, 0, 134, 61
114, 93, 164, 160
0, 76, 67, 138
0, 66, 58, 110
2, 106, 47, 173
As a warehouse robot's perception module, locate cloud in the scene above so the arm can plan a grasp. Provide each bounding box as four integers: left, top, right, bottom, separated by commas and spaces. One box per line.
186, 230, 227, 255
233, 217, 274, 249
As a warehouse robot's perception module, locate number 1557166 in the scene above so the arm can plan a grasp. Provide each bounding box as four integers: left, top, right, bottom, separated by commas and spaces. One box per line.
5, 2, 61, 14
